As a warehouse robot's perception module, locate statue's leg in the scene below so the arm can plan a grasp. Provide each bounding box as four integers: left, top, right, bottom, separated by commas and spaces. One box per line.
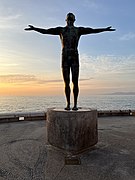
71, 65, 79, 110
62, 67, 71, 110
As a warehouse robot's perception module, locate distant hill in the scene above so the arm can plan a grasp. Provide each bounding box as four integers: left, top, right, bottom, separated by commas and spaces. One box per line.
108, 92, 135, 95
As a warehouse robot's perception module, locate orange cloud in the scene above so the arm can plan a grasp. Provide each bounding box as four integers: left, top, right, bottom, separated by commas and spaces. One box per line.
0, 83, 64, 96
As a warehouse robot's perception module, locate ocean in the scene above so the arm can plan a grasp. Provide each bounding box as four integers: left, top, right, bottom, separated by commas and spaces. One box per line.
0, 95, 135, 113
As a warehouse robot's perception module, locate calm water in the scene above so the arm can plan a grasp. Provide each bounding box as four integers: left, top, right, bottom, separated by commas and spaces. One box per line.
0, 95, 135, 113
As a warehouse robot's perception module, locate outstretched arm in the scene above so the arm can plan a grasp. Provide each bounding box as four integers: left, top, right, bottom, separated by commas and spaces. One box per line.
79, 26, 116, 35
24, 25, 61, 35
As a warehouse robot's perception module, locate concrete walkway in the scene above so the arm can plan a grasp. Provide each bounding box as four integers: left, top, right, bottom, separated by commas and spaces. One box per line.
0, 116, 135, 180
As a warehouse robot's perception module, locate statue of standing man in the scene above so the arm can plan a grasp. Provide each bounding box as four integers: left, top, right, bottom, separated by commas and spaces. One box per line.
25, 13, 115, 110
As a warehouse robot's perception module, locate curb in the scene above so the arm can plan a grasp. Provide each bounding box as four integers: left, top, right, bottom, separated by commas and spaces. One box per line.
0, 110, 134, 124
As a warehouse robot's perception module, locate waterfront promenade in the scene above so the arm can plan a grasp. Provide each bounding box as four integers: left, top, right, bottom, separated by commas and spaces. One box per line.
0, 116, 135, 179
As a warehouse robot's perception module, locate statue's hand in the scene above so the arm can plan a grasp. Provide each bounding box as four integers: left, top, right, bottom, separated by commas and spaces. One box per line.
24, 25, 35, 31
106, 26, 116, 31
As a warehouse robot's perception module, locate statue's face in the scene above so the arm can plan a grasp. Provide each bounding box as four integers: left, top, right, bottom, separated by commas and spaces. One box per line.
66, 13, 75, 22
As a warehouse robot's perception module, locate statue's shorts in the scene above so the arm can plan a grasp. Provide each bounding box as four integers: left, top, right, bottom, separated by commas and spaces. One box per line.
62, 50, 79, 83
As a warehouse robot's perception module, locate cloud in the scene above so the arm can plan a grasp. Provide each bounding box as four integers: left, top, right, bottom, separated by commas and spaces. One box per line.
0, 6, 22, 29
0, 63, 19, 67
0, 14, 21, 21
0, 15, 22, 29
0, 74, 63, 84
0, 74, 60, 84
37, 79, 63, 84
0, 74, 93, 85
82, 0, 101, 10
79, 78, 93, 81
120, 32, 135, 41
80, 54, 135, 76
0, 74, 36, 84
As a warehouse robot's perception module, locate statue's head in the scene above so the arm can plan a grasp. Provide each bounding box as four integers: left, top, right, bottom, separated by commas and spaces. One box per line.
66, 13, 75, 22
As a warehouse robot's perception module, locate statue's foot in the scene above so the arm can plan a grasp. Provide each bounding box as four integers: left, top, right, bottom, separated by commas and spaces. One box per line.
72, 106, 78, 111
65, 106, 71, 111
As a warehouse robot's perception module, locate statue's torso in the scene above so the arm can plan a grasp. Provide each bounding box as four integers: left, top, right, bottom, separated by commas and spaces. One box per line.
60, 26, 80, 67
60, 26, 80, 52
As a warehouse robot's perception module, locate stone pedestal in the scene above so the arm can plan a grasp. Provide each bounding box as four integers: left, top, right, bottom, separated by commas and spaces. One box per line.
47, 108, 98, 154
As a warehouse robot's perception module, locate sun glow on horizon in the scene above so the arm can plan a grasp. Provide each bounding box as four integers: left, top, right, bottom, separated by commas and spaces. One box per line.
0, 82, 64, 96
0, 77, 120, 96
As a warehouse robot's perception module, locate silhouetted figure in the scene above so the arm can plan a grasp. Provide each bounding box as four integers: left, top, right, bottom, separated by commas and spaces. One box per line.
25, 13, 115, 110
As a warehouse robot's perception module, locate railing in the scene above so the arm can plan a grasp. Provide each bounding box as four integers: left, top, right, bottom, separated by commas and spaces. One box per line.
0, 110, 134, 123
0, 112, 46, 123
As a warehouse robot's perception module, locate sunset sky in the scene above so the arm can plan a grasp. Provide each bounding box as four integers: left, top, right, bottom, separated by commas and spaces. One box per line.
0, 0, 135, 96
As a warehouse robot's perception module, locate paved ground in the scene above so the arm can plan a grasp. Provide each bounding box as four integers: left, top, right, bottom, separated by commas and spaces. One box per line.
0, 121, 47, 180
0, 116, 135, 180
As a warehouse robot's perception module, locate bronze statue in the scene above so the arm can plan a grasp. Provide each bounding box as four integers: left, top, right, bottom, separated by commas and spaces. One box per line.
25, 13, 115, 110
